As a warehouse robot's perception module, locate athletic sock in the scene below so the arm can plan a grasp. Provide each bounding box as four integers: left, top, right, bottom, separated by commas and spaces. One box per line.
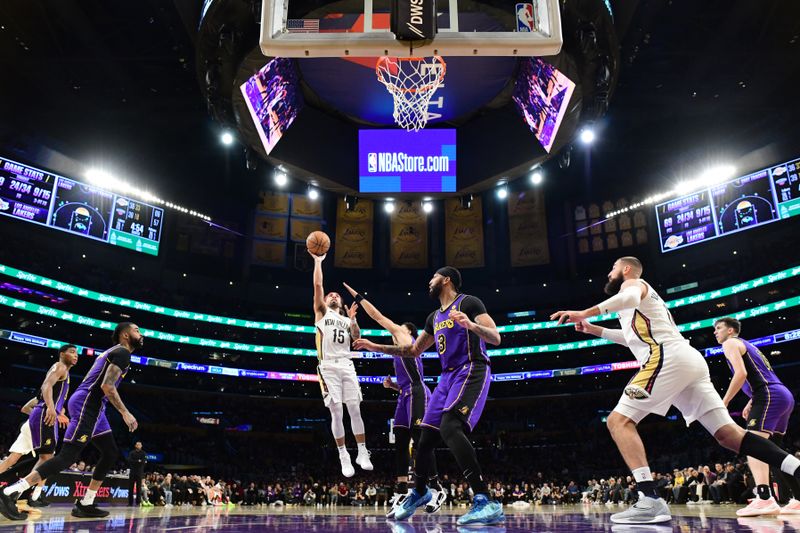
3, 479, 30, 497
31, 485, 43, 501
770, 434, 800, 499
81, 489, 98, 506
632, 466, 658, 499
740, 432, 800, 475
338, 445, 347, 456
357, 443, 368, 453
756, 485, 771, 500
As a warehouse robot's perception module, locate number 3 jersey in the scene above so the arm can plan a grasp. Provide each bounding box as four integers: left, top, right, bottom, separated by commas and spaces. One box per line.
315, 308, 354, 361
424, 294, 490, 369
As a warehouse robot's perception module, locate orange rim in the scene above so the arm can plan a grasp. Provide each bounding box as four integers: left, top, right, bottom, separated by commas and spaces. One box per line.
375, 56, 447, 94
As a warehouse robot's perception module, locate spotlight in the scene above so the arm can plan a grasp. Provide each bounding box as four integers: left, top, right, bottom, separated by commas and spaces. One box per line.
579, 128, 595, 145
530, 170, 544, 185
274, 171, 288, 187
496, 185, 508, 200
422, 201, 433, 213
221, 131, 235, 146
345, 195, 358, 212
384, 200, 395, 213
308, 187, 319, 200
460, 194, 473, 209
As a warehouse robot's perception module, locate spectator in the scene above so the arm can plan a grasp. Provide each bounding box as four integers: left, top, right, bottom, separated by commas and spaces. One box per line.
128, 442, 147, 506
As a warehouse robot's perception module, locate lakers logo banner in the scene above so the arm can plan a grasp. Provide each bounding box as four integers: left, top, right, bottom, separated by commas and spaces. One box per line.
390, 201, 428, 269
252, 240, 286, 266
334, 199, 373, 269
444, 197, 484, 268
256, 191, 290, 215
253, 214, 288, 241
508, 188, 550, 266
290, 218, 322, 242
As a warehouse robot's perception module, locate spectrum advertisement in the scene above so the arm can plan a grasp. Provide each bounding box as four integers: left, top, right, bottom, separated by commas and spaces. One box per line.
359, 129, 456, 193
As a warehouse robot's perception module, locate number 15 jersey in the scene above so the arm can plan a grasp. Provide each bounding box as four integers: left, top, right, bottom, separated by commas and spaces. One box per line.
315, 308, 353, 361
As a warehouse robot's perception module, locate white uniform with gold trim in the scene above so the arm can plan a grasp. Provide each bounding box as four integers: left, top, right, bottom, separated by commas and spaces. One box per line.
9, 421, 35, 456
315, 309, 362, 407
613, 281, 729, 432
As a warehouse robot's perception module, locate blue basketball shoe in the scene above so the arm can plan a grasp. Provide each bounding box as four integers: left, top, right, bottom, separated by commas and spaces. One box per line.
457, 494, 505, 526
393, 488, 432, 521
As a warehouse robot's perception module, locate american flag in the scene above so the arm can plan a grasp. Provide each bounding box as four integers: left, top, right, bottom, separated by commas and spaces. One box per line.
287, 19, 319, 33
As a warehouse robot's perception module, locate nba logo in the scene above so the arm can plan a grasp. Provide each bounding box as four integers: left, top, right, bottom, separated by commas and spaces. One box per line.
516, 3, 534, 32
368, 153, 377, 173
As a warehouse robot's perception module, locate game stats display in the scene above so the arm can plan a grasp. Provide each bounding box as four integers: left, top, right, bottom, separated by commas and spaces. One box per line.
0, 156, 163, 256
656, 157, 800, 253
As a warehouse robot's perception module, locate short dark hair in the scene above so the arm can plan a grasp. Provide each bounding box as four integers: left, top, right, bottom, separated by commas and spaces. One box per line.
618, 256, 643, 276
59, 344, 77, 354
402, 322, 419, 337
112, 322, 134, 344
714, 317, 741, 334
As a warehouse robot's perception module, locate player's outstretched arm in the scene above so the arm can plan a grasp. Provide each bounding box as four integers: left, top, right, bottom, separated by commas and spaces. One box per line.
311, 252, 327, 322
20, 397, 38, 415
720, 338, 747, 407
342, 282, 407, 340
551, 280, 646, 325
101, 364, 138, 432
575, 320, 628, 346
354, 331, 434, 358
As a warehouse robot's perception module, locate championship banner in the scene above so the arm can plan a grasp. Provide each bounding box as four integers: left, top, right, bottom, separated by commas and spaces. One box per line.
444, 197, 484, 268
256, 191, 290, 215
508, 188, 550, 266
290, 195, 323, 219
290, 218, 322, 242
253, 214, 288, 241
334, 199, 373, 269
252, 240, 287, 266
390, 201, 428, 269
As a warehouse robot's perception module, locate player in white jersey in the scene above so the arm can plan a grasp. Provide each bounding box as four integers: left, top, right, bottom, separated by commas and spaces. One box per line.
310, 252, 373, 478
552, 256, 800, 524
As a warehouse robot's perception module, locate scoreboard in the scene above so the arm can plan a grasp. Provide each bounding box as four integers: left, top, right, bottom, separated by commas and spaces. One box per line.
656, 156, 800, 253
0, 156, 163, 256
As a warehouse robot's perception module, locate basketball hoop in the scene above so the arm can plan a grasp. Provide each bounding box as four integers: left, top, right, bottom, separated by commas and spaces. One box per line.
376, 56, 446, 132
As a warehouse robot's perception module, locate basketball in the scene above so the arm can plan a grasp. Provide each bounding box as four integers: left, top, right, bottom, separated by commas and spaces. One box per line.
306, 231, 330, 256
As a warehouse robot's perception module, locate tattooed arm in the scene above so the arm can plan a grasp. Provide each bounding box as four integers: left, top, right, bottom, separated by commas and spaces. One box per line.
353, 331, 434, 358
101, 364, 138, 431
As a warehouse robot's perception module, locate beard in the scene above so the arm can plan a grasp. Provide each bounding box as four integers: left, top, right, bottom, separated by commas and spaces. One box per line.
429, 282, 442, 301
328, 301, 340, 311
131, 336, 144, 350
604, 274, 624, 296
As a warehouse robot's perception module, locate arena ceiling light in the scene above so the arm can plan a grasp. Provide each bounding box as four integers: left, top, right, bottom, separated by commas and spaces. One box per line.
422, 201, 434, 213
606, 164, 737, 219
274, 171, 288, 187
496, 185, 508, 200
220, 131, 235, 146
85, 168, 211, 221
307, 186, 319, 200
530, 170, 544, 185
384, 200, 396, 213
579, 127, 596, 145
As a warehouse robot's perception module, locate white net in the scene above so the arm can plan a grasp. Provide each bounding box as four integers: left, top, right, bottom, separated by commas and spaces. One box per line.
376, 56, 447, 132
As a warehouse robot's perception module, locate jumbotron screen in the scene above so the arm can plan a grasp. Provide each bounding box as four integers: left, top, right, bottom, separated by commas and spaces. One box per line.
358, 129, 457, 193
655, 156, 800, 252
0, 156, 163, 255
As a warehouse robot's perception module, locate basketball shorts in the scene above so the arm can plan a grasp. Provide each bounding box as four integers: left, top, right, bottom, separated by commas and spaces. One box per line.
393, 383, 431, 429
9, 421, 34, 456
317, 358, 362, 407
747, 384, 794, 434
63, 391, 112, 444
28, 405, 58, 454
421, 361, 491, 431
613, 341, 732, 434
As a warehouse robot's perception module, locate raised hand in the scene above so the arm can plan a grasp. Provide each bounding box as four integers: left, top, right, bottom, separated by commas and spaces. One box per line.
346, 303, 359, 320
353, 338, 378, 352
342, 282, 358, 297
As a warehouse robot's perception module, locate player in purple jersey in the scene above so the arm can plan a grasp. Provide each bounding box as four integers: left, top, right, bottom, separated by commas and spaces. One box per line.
0, 323, 142, 522
715, 317, 800, 516
354, 267, 504, 526
342, 282, 445, 517
25, 344, 78, 508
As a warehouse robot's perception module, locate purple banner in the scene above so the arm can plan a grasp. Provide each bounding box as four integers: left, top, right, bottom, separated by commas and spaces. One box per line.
359, 129, 456, 193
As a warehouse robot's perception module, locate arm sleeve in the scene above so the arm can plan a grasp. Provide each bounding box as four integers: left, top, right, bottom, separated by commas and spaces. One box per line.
597, 285, 642, 314
600, 328, 628, 346
424, 311, 436, 335
459, 295, 488, 321
107, 347, 132, 372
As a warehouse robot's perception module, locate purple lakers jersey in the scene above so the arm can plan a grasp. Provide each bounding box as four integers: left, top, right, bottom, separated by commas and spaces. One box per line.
424, 294, 489, 369
76, 345, 131, 405
394, 351, 424, 391
727, 338, 784, 398
36, 371, 70, 413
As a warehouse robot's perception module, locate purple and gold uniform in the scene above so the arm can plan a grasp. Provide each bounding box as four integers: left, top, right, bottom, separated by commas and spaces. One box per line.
392, 342, 431, 429
727, 338, 794, 434
28, 370, 70, 454
421, 294, 491, 431
63, 345, 131, 445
